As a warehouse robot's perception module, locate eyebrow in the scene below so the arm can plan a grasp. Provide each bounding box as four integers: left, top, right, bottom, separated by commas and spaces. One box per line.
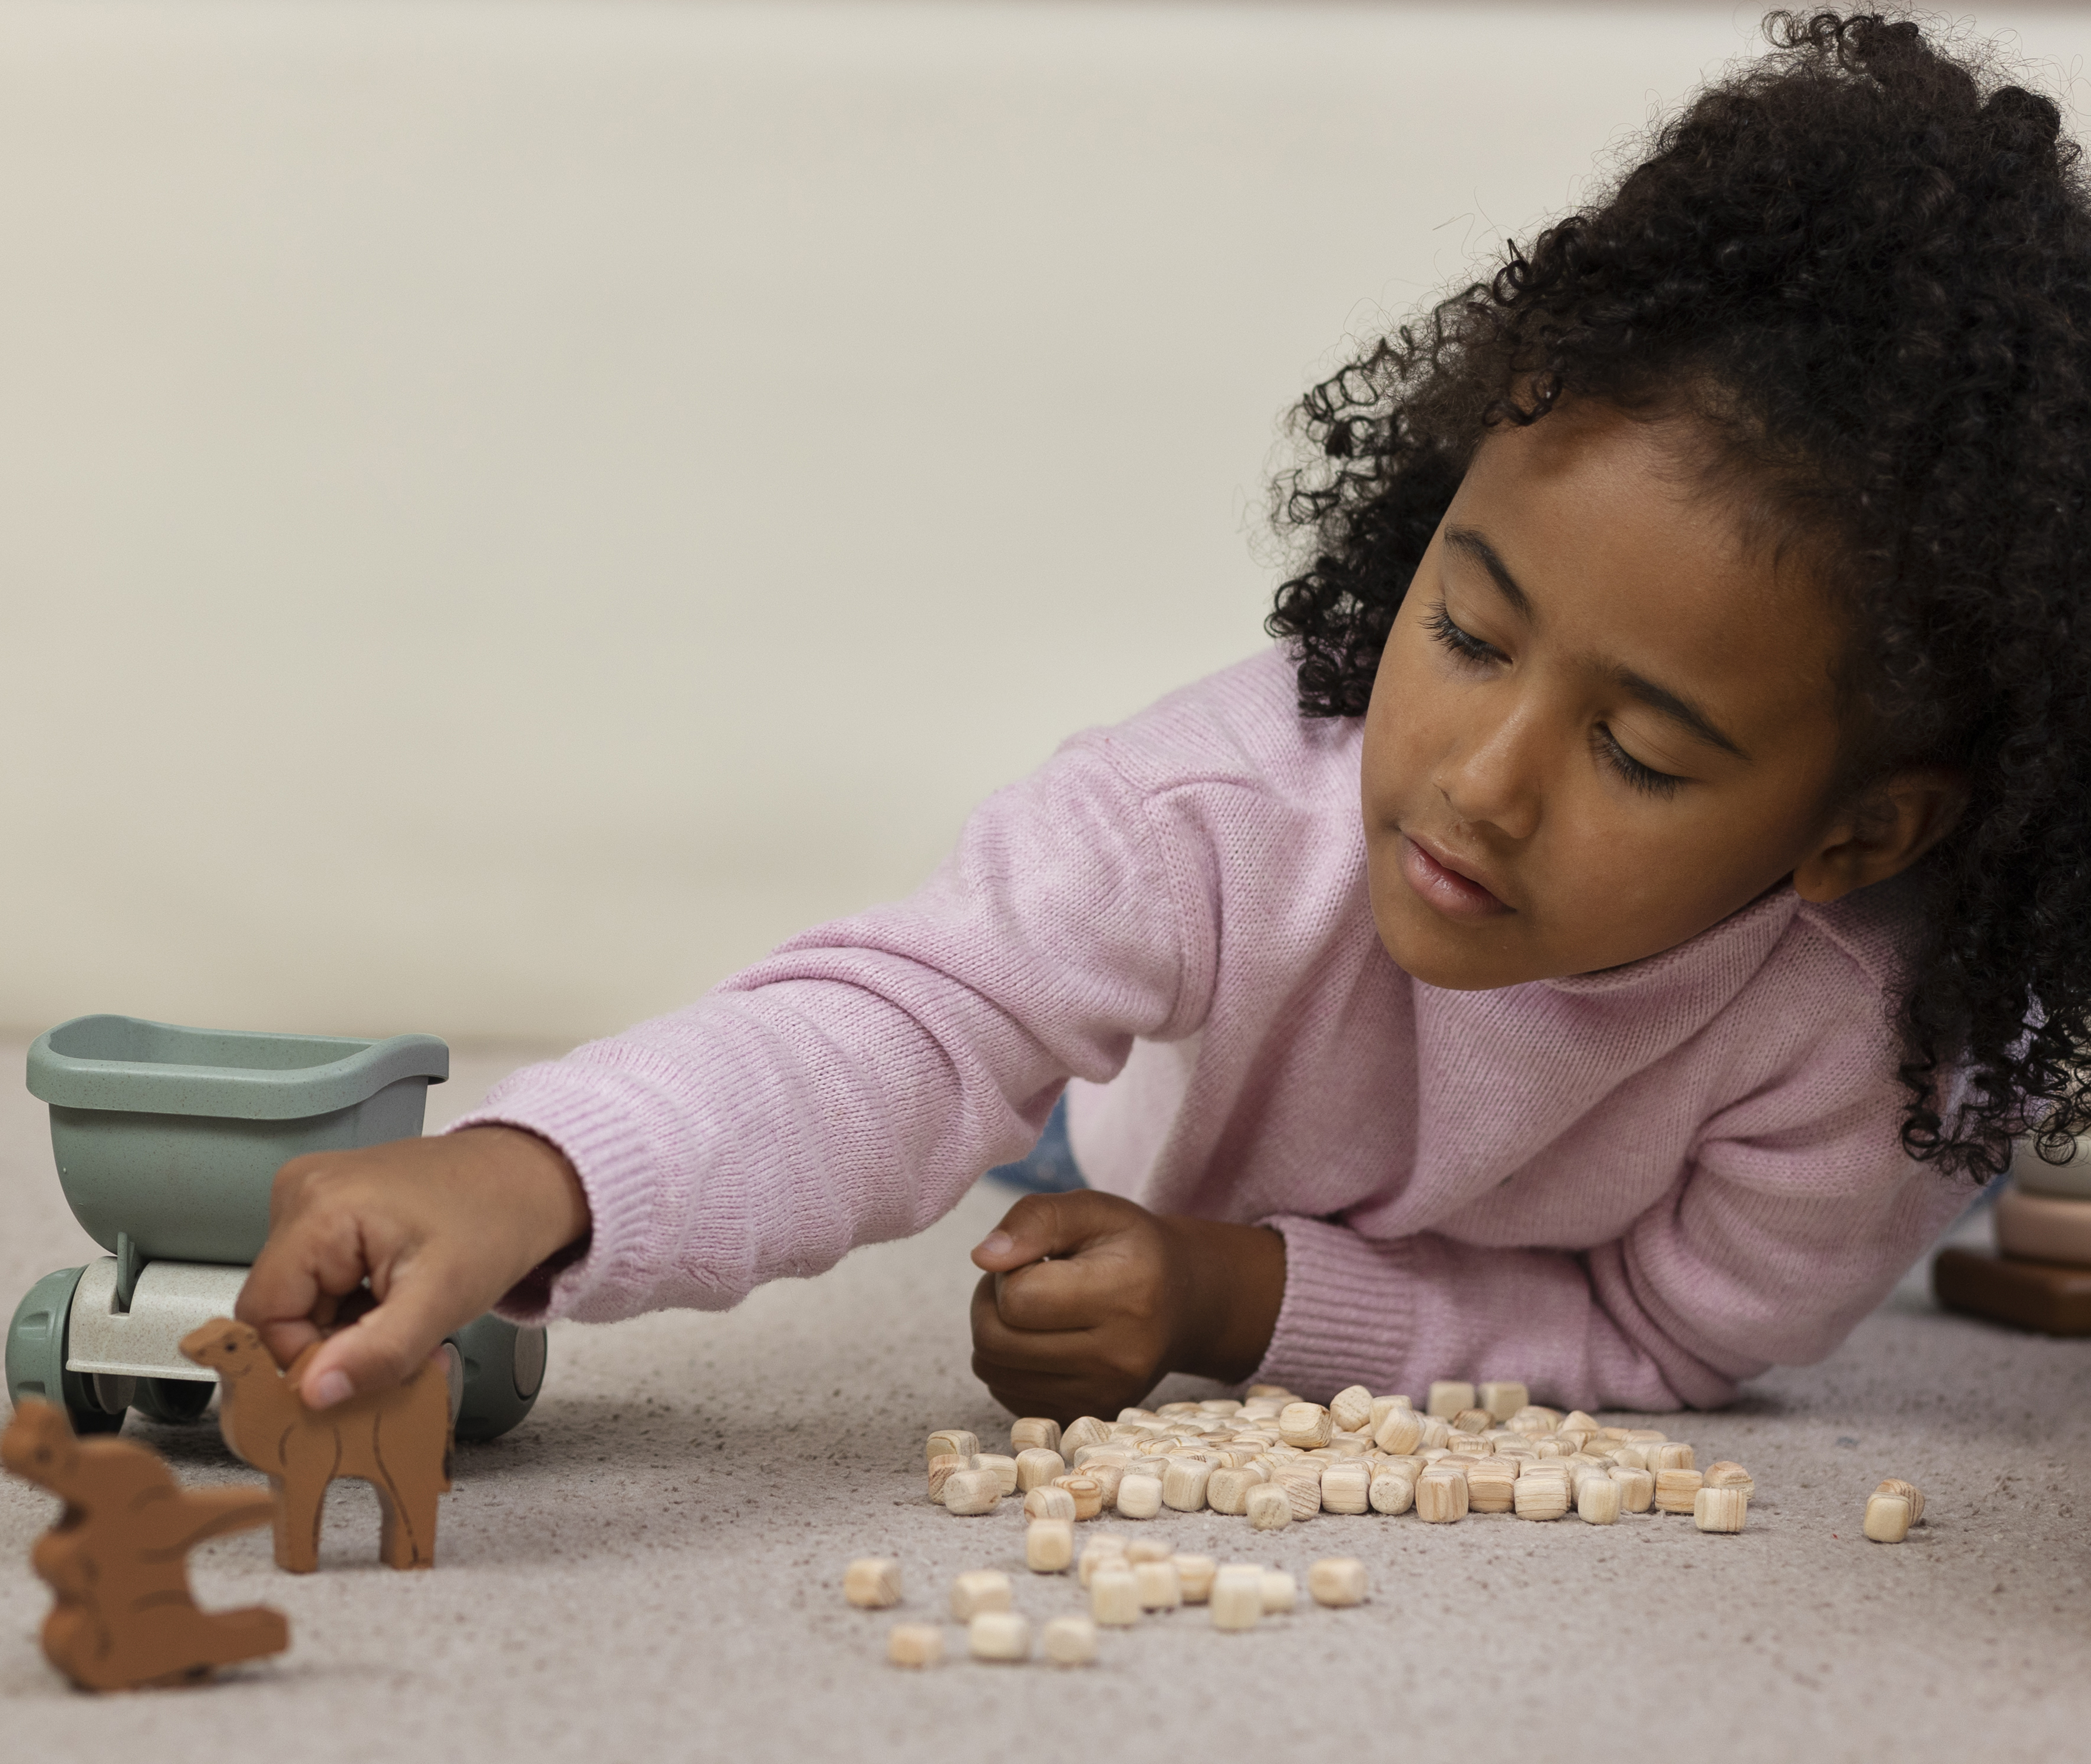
1442, 524, 1750, 762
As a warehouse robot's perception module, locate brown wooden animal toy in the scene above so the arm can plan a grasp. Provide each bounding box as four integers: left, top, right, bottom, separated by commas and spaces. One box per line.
1, 1398, 288, 1690
179, 1317, 453, 1573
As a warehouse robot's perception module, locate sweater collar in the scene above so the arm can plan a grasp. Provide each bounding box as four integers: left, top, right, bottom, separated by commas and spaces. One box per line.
1537, 885, 1803, 998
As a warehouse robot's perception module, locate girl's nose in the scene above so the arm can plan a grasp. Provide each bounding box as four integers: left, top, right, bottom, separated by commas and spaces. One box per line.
1434, 705, 1543, 842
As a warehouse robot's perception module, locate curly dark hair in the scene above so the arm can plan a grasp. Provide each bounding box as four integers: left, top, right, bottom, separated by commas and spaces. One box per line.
1266, 9, 2091, 1179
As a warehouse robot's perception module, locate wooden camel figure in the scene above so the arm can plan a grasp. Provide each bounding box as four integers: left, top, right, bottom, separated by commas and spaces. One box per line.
1, 1398, 289, 1691
179, 1317, 452, 1574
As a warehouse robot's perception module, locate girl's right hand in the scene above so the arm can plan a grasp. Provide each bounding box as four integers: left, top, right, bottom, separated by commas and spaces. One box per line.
233, 1125, 591, 1409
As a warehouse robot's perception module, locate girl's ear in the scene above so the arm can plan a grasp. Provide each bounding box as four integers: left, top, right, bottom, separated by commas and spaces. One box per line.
1792, 766, 1970, 903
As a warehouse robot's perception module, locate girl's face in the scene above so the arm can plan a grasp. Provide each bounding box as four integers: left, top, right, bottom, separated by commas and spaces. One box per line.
1362, 400, 1859, 990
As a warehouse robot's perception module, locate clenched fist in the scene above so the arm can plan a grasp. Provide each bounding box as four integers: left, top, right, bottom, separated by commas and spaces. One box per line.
967, 1189, 1286, 1423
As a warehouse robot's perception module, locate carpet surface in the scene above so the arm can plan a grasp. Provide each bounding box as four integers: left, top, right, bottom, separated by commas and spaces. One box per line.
3, 1044, 2087, 1762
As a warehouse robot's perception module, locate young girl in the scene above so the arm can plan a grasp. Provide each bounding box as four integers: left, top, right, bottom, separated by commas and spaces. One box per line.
239, 11, 2091, 1422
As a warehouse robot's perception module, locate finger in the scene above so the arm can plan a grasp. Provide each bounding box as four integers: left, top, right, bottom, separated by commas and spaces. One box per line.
991, 1256, 1114, 1334
970, 1275, 1102, 1374
291, 1260, 470, 1410
970, 1190, 1132, 1273
237, 1215, 374, 1370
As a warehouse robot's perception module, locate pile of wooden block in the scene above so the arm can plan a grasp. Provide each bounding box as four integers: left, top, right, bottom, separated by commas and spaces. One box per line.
924, 1380, 1759, 1536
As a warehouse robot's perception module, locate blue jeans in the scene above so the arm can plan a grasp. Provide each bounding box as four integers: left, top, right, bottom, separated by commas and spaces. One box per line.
985, 1095, 1088, 1193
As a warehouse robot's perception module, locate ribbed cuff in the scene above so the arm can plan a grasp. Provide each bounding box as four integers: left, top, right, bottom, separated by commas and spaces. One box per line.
1253, 1215, 1415, 1402
446, 1063, 669, 1325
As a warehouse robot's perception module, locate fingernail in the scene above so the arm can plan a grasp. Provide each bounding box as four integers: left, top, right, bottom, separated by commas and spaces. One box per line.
306, 1369, 353, 1410
977, 1231, 1013, 1259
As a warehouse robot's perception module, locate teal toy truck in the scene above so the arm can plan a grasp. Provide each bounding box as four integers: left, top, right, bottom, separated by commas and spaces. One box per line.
5, 1015, 545, 1441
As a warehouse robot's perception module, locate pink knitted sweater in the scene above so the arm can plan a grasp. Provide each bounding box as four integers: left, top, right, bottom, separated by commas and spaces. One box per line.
455, 646, 1974, 1411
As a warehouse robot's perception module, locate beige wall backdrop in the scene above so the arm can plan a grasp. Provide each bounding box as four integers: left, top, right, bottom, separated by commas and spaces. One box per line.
2, 0, 2086, 1046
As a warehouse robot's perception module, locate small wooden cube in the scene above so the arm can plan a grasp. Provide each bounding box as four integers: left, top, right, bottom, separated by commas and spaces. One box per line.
1368, 1470, 1416, 1515
1451, 1407, 1493, 1436
942, 1469, 1003, 1515
1320, 1462, 1370, 1515
1173, 1554, 1216, 1604
1162, 1459, 1213, 1512
1134, 1560, 1181, 1610
1091, 1566, 1141, 1626
1010, 1417, 1062, 1456
1259, 1570, 1296, 1614
1865, 1492, 1912, 1544
1027, 1517, 1075, 1572
967, 1610, 1031, 1662
1654, 1468, 1705, 1514
1078, 1537, 1127, 1587
1060, 1416, 1111, 1454
1466, 1463, 1516, 1513
1122, 1538, 1170, 1565
845, 1556, 902, 1609
1514, 1474, 1570, 1521
1648, 1442, 1697, 1473
1210, 1565, 1263, 1631
887, 1623, 943, 1668
927, 1429, 979, 1464
1115, 1474, 1163, 1519
1308, 1557, 1366, 1608
1703, 1461, 1756, 1498
950, 1568, 1012, 1621
1563, 1411, 1601, 1434
926, 1453, 966, 1500
1694, 1486, 1748, 1533
1477, 1381, 1529, 1422
1277, 1470, 1323, 1519
1611, 1466, 1655, 1513
1415, 1470, 1470, 1523
1576, 1475, 1622, 1525
1052, 1475, 1104, 1521
1207, 1467, 1259, 1515
1372, 1407, 1424, 1454
968, 1452, 1019, 1495
1368, 1394, 1412, 1430
1246, 1483, 1293, 1531
1329, 1385, 1375, 1432
1427, 1380, 1477, 1420
1040, 1614, 1097, 1666
1876, 1477, 1924, 1523
1023, 1484, 1076, 1522
1278, 1402, 1333, 1449
1014, 1447, 1067, 1491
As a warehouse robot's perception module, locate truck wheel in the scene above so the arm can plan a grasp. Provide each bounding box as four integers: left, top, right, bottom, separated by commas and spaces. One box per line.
132, 1377, 215, 1424
5, 1267, 127, 1434
448, 1314, 547, 1442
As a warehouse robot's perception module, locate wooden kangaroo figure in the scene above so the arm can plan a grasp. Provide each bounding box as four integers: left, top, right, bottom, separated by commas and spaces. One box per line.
1, 1399, 288, 1690
179, 1317, 453, 1573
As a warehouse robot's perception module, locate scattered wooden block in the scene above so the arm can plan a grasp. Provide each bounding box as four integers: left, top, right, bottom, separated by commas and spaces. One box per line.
950, 1569, 1011, 1621
1373, 1407, 1424, 1454
1368, 1470, 1416, 1515
1576, 1476, 1621, 1525
1115, 1474, 1163, 1519
1010, 1418, 1062, 1456
1125, 1537, 1173, 1564
1466, 1462, 1517, 1513
1478, 1381, 1529, 1422
1134, 1560, 1182, 1610
1611, 1467, 1655, 1513
1648, 1442, 1697, 1473
1320, 1462, 1370, 1515
1865, 1493, 1912, 1544
1416, 1469, 1470, 1523
1207, 1467, 1259, 1515
887, 1623, 943, 1668
943, 1470, 1002, 1515
1026, 1517, 1075, 1572
844, 1557, 901, 1608
1427, 1381, 1477, 1419
1694, 1486, 1748, 1533
1173, 1554, 1216, 1604
1513, 1475, 1570, 1521
926, 1454, 967, 1502
968, 1610, 1031, 1661
927, 1429, 979, 1464
1013, 1447, 1066, 1491
1259, 1569, 1296, 1614
1078, 1537, 1127, 1587
1091, 1566, 1141, 1626
1703, 1462, 1755, 1498
1246, 1484, 1292, 1531
1451, 1408, 1493, 1436
1876, 1477, 1925, 1523
179, 1318, 450, 1575
1308, 1557, 1367, 1607
1051, 1475, 1104, 1521
1, 1400, 288, 1691
1654, 1469, 1705, 1514
969, 1453, 1019, 1495
1210, 1565, 1263, 1631
1162, 1459, 1213, 1512
1060, 1417, 1111, 1454
1278, 1403, 1333, 1449
1040, 1614, 1097, 1666
1276, 1469, 1323, 1520
1329, 1385, 1374, 1432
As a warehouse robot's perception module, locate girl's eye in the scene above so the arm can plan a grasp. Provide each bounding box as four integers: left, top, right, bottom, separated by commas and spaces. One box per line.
1427, 601, 1502, 665
1595, 724, 1685, 799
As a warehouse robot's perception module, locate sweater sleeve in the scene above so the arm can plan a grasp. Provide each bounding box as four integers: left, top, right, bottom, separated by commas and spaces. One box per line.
1256, 1085, 1975, 1413
447, 735, 1213, 1324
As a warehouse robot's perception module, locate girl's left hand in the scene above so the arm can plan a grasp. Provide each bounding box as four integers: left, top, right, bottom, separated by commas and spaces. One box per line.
967, 1191, 1286, 1424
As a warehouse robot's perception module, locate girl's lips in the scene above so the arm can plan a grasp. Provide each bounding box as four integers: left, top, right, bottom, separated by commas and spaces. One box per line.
1398, 832, 1512, 921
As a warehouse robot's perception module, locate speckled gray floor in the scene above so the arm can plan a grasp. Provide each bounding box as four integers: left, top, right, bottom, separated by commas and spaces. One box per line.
3, 1044, 2088, 1762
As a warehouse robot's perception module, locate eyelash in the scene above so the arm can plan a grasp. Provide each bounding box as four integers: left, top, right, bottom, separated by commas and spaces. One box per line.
1425, 600, 1686, 801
